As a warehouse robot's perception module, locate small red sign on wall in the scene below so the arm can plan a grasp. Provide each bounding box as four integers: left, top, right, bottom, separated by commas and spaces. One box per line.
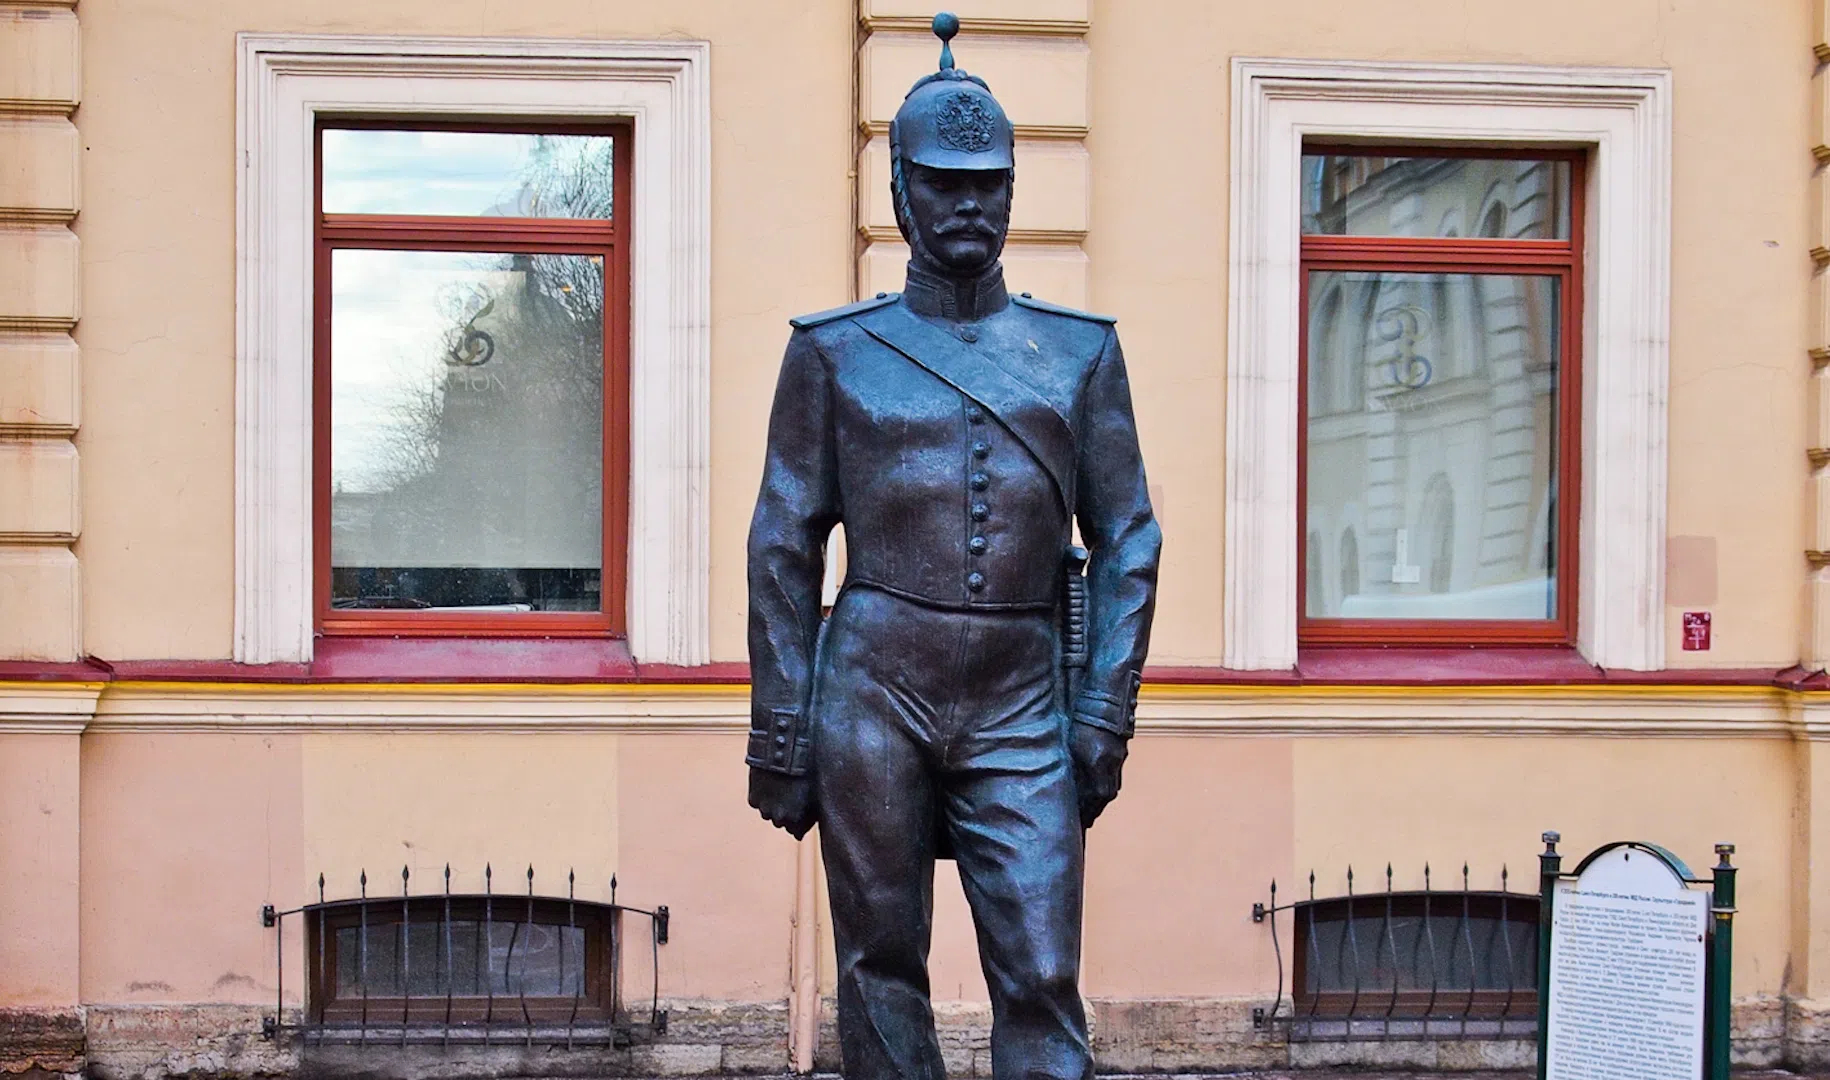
1682, 611, 1712, 651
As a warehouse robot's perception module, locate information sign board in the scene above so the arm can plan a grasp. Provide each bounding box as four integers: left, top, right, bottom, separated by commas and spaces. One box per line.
1545, 845, 1709, 1080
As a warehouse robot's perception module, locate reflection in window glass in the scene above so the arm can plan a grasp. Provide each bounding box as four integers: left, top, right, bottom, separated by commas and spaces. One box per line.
1300, 155, 1570, 239
329, 249, 605, 612
336, 922, 585, 997
322, 129, 615, 219
1304, 271, 1560, 621
1299, 896, 1538, 999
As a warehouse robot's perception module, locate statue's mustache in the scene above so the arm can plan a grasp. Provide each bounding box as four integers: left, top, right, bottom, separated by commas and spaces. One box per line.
935, 220, 998, 237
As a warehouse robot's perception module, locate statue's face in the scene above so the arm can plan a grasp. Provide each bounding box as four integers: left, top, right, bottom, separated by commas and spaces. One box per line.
904, 162, 1010, 275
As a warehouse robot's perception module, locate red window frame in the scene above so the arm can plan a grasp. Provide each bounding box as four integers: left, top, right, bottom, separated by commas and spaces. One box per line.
1297, 145, 1586, 648
312, 118, 633, 639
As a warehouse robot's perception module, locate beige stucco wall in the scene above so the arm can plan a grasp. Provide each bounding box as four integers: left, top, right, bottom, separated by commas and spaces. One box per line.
1088, 0, 1813, 666
0, 732, 82, 1007
70, 720, 1306, 1017
74, 727, 796, 1007
59, 719, 1799, 1015
16, 0, 1826, 1068
72, 0, 855, 660
65, 0, 1815, 666
1294, 733, 1794, 996
80, 732, 305, 1004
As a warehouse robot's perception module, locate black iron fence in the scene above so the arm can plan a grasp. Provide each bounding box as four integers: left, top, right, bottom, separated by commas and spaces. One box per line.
262, 865, 668, 1047
1253, 862, 1538, 1042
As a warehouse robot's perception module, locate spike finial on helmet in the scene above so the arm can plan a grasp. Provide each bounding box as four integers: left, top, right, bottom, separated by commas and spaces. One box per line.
933, 12, 960, 71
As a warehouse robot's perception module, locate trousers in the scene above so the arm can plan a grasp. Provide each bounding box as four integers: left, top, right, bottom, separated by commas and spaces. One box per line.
813, 585, 1089, 1080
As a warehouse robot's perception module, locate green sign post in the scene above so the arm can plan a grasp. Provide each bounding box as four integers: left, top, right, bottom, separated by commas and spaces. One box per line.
1536, 832, 1736, 1080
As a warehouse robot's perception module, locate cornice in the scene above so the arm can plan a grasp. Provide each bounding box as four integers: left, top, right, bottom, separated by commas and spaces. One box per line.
1139, 683, 1793, 739
0, 100, 77, 118
0, 681, 103, 733
0, 423, 78, 438
88, 681, 749, 734
0, 316, 77, 333
861, 120, 1088, 141
0, 208, 78, 226
4, 678, 1821, 738
858, 225, 1086, 246
861, 16, 1089, 37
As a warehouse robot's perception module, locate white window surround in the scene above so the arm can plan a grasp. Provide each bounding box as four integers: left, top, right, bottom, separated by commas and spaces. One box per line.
235, 33, 711, 665
1224, 58, 1672, 672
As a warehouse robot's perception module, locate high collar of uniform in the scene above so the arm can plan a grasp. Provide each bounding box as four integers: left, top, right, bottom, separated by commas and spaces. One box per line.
902, 261, 1010, 322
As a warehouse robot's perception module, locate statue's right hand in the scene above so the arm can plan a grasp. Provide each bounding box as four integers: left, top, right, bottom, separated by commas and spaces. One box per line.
748, 767, 818, 840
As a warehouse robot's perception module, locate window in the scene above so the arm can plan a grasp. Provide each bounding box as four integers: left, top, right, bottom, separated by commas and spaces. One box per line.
1224, 60, 1669, 672
291, 883, 670, 1041
313, 121, 631, 637
1288, 887, 1539, 1040
1298, 148, 1583, 646
313, 897, 611, 1026
236, 36, 711, 665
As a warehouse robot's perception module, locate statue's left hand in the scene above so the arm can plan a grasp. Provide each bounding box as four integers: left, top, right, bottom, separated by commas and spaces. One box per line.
1068, 723, 1128, 827
749, 767, 819, 840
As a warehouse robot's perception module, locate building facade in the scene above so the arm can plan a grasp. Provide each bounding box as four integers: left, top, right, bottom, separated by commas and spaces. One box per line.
1, 0, 1827, 1074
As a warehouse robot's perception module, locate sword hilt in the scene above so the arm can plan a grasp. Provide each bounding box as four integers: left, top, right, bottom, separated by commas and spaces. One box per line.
1063, 546, 1090, 685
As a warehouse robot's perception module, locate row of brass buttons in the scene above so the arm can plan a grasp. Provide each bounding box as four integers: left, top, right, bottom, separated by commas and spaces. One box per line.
967, 402, 988, 593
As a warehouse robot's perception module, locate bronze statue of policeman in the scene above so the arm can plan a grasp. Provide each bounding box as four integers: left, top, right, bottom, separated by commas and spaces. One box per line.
745, 14, 1161, 1080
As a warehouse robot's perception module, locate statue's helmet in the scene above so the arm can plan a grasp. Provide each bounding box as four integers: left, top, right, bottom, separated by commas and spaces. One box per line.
889, 13, 1015, 173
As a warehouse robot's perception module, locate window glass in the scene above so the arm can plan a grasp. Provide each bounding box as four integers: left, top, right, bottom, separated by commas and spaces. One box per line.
1295, 891, 1539, 1015
322, 129, 615, 219
336, 921, 585, 997
329, 248, 605, 613
1304, 270, 1560, 621
1301, 155, 1570, 239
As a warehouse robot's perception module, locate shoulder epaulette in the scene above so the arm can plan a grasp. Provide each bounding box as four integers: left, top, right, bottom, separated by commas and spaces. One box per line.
789, 293, 900, 330
1011, 292, 1116, 325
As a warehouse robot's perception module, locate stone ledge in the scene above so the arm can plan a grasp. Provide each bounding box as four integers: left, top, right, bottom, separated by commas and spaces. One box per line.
68, 994, 1807, 1079
0, 1008, 84, 1078
83, 1002, 790, 1080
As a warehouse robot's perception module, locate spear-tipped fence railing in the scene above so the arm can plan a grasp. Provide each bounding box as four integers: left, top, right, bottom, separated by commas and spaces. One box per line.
1251, 861, 1537, 1042
261, 865, 668, 1047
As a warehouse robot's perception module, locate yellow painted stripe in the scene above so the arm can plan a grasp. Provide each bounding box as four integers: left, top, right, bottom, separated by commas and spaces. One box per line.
0, 679, 1810, 701
1141, 682, 1790, 701
95, 680, 751, 697
6, 679, 1825, 705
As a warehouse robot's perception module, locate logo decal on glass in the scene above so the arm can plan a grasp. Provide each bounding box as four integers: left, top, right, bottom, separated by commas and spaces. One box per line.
1376, 304, 1433, 390
445, 296, 497, 367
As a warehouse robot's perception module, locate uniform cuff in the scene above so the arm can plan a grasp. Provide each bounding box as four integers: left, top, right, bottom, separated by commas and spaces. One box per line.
745, 706, 814, 776
1071, 672, 1143, 739
1072, 692, 1133, 739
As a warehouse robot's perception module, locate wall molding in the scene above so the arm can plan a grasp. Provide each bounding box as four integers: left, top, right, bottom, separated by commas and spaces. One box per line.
860, 16, 1090, 37
1225, 58, 1673, 671
858, 224, 1087, 246
860, 120, 1088, 141
11, 678, 1815, 739
0, 208, 77, 226
0, 100, 76, 118
234, 33, 712, 666
0, 315, 76, 333
0, 681, 103, 733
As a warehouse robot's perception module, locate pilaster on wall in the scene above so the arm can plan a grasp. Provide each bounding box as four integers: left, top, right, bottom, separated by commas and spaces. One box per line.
0, 0, 81, 661
1800, 16, 1830, 1063
855, 0, 1092, 307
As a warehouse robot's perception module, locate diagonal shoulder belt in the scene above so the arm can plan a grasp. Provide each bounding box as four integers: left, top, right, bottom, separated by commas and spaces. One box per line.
855, 304, 1075, 518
